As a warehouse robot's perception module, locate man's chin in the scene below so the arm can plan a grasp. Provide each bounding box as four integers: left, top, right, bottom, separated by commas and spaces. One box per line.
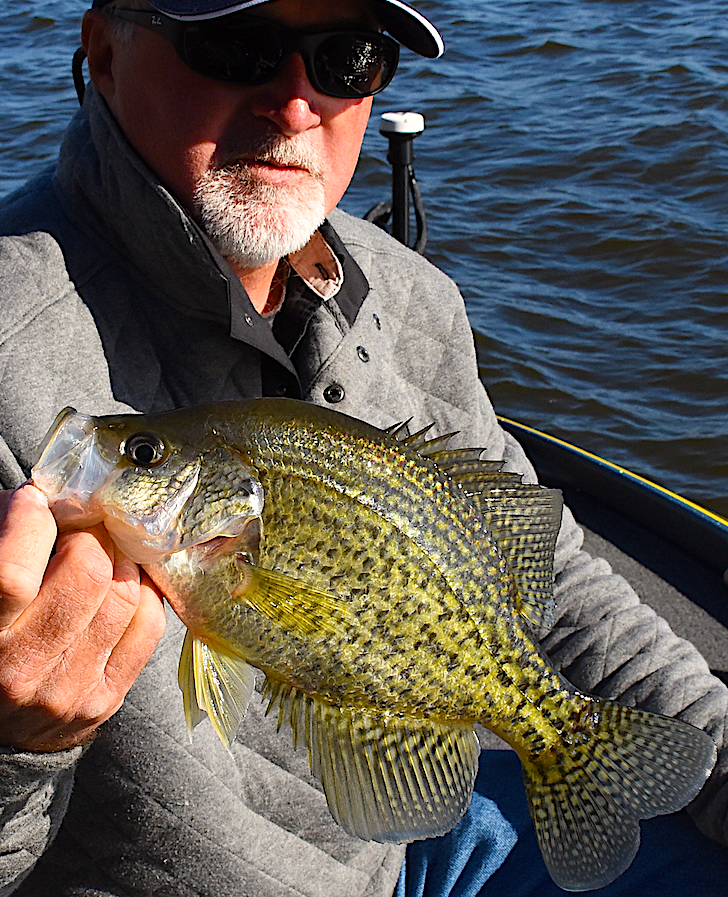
212, 211, 325, 270
193, 172, 327, 270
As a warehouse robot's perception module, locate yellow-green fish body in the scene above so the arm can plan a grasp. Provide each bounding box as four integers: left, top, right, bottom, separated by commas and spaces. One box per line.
31, 398, 716, 891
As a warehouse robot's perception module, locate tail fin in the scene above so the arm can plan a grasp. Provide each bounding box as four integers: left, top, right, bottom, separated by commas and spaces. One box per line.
523, 699, 716, 892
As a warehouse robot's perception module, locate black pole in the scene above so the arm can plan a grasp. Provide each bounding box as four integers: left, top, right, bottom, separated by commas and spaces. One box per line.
388, 134, 413, 245
379, 113, 425, 247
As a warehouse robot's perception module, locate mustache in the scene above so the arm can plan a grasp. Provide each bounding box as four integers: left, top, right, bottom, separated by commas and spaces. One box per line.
216, 135, 325, 182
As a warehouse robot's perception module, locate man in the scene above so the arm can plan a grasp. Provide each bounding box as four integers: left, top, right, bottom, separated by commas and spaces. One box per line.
0, 2, 726, 895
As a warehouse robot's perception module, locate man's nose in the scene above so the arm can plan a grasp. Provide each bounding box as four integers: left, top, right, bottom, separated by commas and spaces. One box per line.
249, 53, 323, 136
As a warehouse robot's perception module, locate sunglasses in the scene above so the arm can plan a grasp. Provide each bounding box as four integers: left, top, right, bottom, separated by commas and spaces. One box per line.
110, 8, 400, 99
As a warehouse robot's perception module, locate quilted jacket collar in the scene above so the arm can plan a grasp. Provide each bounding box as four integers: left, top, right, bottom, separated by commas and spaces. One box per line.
53, 84, 369, 351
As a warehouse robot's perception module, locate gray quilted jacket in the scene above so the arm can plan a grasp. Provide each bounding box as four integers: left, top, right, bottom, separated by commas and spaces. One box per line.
0, 85, 726, 897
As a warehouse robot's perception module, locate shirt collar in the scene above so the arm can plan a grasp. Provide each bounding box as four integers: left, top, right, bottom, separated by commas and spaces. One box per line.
271, 221, 369, 357
287, 228, 344, 301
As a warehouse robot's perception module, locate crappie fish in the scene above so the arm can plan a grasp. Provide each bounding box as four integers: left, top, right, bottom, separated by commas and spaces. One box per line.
31, 398, 716, 892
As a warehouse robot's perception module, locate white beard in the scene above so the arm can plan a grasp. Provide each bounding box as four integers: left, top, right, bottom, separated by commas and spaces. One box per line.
193, 136, 327, 270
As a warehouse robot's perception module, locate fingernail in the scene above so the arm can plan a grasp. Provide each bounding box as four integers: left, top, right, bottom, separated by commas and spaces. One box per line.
18, 481, 50, 507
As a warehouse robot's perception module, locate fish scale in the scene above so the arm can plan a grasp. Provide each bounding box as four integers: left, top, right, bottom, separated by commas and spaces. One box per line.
252, 460, 540, 722
258, 423, 518, 621
31, 398, 717, 892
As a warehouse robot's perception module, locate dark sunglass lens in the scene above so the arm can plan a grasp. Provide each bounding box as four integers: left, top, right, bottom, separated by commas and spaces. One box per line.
315, 34, 398, 97
183, 20, 284, 84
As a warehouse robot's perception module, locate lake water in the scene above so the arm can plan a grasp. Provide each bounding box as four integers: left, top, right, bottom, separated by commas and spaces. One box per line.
1, 0, 726, 517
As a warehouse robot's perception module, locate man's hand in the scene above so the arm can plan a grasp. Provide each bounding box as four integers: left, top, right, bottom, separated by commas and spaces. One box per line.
0, 484, 166, 752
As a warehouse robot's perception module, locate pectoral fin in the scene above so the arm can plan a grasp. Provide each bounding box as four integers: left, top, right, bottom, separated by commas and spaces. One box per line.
264, 678, 480, 842
232, 563, 354, 637
178, 629, 257, 750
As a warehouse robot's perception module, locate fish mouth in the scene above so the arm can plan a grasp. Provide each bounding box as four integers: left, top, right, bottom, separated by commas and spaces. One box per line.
30, 407, 197, 558
31, 407, 113, 529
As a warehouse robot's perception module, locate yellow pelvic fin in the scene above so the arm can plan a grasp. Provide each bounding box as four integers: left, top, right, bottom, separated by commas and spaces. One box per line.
264, 678, 480, 843
524, 697, 716, 891
232, 563, 354, 637
177, 629, 257, 750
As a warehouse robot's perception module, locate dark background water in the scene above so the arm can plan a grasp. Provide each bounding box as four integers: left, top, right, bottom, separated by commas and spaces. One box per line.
1, 0, 727, 517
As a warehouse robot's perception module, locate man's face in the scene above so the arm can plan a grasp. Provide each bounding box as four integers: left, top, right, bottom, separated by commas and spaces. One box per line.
86, 0, 378, 267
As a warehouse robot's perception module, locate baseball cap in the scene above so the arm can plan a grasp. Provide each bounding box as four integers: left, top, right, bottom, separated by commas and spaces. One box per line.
91, 0, 444, 58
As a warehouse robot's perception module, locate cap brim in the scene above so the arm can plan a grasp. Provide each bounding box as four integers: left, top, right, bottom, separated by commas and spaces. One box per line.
149, 0, 444, 58
371, 0, 444, 58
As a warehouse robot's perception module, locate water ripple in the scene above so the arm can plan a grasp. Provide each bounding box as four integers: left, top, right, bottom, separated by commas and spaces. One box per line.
1, 0, 726, 516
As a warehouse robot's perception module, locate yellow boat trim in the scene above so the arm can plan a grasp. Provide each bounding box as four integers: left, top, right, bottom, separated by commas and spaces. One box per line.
497, 416, 728, 531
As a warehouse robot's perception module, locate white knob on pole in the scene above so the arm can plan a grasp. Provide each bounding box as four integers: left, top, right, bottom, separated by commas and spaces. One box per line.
379, 112, 425, 135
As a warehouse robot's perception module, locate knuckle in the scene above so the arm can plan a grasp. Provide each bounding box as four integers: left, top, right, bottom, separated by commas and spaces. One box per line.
54, 532, 115, 595
140, 588, 167, 638
0, 558, 43, 604
110, 573, 143, 616
149, 607, 168, 642
37, 694, 74, 726
0, 668, 31, 706
78, 684, 125, 728
76, 560, 115, 597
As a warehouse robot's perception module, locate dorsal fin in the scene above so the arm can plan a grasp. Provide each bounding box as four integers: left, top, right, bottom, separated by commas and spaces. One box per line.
386, 420, 459, 455
384, 419, 412, 439
470, 482, 562, 630
427, 450, 506, 478
410, 439, 561, 631
386, 424, 560, 629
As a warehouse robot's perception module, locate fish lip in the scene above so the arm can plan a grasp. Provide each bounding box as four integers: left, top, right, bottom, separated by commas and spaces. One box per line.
31, 408, 113, 527
33, 406, 81, 468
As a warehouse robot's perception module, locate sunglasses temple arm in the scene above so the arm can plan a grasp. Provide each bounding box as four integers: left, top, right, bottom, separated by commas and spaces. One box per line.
73, 47, 87, 105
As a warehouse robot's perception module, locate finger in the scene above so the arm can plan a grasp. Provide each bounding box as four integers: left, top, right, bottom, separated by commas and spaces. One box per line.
0, 546, 164, 752
68, 552, 166, 698
1, 527, 114, 688
101, 569, 166, 696
72, 547, 147, 660
0, 484, 58, 629
29, 571, 165, 750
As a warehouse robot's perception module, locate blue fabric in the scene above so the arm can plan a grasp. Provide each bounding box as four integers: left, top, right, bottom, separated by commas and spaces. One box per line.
395, 757, 518, 897
398, 749, 728, 897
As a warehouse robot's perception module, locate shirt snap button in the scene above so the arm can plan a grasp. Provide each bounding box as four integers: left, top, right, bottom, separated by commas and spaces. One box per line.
323, 383, 345, 404
357, 346, 370, 363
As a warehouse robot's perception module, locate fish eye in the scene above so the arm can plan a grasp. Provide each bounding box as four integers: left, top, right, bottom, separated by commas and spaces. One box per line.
122, 432, 167, 468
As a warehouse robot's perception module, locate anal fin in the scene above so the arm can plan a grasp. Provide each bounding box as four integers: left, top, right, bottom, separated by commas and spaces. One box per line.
264, 679, 481, 842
